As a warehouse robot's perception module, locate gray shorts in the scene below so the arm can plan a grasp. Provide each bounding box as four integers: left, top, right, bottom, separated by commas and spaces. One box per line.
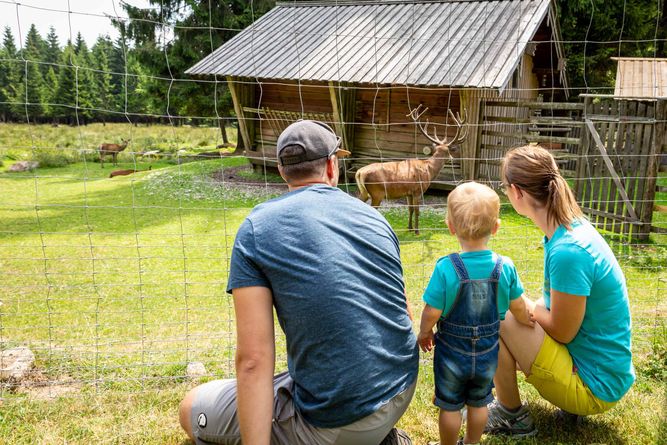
190, 371, 416, 445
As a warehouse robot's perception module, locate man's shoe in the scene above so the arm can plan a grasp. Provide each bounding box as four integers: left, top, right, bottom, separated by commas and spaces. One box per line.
484, 400, 537, 437
379, 428, 412, 445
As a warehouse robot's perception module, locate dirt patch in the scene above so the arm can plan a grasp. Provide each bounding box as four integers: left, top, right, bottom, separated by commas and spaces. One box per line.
3, 368, 81, 401
210, 165, 288, 191
209, 164, 447, 207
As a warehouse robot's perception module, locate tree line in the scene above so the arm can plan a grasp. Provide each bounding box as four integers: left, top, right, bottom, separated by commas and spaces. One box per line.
0, 0, 664, 133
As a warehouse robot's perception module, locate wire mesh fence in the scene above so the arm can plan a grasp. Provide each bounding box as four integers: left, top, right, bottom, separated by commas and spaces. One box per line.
0, 0, 665, 443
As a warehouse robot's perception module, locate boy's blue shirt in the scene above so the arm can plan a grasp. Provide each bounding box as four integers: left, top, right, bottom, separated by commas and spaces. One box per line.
423, 250, 524, 319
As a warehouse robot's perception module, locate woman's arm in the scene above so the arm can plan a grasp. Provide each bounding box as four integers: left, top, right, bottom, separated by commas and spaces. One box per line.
509, 295, 534, 327
531, 289, 586, 344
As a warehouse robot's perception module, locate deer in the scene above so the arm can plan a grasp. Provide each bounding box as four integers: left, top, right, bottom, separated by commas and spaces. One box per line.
355, 105, 467, 235
109, 165, 152, 178
98, 139, 130, 168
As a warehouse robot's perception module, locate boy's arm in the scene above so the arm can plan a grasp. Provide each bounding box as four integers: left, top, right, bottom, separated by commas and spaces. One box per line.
509, 295, 534, 327
418, 304, 443, 352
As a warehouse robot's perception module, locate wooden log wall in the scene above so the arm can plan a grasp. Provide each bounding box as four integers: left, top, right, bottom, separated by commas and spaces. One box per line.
351, 86, 464, 189
250, 81, 334, 162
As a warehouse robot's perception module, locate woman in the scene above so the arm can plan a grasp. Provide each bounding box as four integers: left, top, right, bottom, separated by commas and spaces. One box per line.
485, 145, 635, 437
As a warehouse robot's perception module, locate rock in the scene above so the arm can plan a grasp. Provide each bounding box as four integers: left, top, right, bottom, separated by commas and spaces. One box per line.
0, 347, 35, 381
7, 161, 39, 172
186, 362, 207, 378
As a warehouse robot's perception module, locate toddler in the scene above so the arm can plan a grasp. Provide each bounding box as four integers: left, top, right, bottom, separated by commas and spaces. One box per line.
418, 181, 533, 445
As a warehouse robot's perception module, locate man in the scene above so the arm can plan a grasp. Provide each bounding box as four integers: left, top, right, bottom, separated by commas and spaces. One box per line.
179, 120, 419, 445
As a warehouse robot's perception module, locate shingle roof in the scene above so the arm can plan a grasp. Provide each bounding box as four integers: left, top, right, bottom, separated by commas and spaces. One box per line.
187, 0, 555, 89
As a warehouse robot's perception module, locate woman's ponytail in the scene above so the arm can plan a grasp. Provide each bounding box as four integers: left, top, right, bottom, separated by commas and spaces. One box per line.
502, 145, 583, 229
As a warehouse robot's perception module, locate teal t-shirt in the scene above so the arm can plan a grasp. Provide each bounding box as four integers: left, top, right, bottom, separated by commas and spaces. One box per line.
422, 250, 524, 319
543, 219, 635, 402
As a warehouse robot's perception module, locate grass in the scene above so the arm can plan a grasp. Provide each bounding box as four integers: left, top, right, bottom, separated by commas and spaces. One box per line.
0, 124, 665, 444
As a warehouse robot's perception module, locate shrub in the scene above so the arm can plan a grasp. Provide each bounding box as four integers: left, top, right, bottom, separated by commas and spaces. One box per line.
31, 148, 75, 168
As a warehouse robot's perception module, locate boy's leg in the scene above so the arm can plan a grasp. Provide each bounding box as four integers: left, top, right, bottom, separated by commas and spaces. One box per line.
439, 409, 462, 445
463, 406, 487, 444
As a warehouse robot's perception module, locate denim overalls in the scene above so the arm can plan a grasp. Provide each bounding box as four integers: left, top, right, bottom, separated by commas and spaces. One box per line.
433, 253, 503, 411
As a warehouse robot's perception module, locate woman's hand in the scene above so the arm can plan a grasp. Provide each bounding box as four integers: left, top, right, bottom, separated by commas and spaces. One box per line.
417, 329, 434, 352
510, 295, 535, 327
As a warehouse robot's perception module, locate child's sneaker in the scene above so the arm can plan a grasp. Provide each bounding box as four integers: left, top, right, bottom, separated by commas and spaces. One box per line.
484, 400, 537, 437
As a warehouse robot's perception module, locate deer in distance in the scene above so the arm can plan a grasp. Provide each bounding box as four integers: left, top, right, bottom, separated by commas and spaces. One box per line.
109, 165, 152, 178
98, 139, 129, 168
355, 105, 467, 235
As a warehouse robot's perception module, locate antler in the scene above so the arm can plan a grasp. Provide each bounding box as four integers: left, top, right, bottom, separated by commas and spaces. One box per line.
407, 105, 468, 146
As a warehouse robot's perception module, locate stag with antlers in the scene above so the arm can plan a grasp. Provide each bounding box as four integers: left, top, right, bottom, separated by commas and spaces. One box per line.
98, 139, 129, 168
355, 105, 467, 235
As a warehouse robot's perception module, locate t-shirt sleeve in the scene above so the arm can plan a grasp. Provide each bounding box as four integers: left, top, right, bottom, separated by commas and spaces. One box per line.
422, 261, 447, 310
548, 243, 594, 296
226, 218, 270, 294
504, 258, 524, 300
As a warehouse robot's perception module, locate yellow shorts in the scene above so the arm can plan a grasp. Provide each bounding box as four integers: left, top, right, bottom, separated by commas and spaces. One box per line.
526, 334, 616, 416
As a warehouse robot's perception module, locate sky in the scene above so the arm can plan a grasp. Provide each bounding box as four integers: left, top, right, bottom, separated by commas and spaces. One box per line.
0, 0, 151, 47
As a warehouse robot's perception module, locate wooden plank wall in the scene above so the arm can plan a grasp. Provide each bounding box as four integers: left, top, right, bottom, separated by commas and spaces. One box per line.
577, 97, 664, 240
475, 54, 541, 183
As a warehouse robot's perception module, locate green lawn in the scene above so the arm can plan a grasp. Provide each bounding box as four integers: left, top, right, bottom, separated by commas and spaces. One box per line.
0, 124, 665, 444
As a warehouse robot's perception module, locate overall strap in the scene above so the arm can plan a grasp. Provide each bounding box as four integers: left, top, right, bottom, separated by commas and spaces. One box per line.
490, 255, 504, 281
448, 253, 470, 281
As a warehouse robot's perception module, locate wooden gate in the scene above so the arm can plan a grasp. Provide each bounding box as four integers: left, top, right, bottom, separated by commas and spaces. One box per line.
477, 97, 666, 241
576, 96, 666, 240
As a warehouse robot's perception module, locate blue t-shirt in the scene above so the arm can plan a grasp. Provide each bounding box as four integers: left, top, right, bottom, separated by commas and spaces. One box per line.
227, 184, 419, 428
543, 219, 635, 402
423, 250, 524, 319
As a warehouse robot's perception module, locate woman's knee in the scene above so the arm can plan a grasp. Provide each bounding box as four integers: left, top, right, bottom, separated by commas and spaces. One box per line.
500, 312, 545, 374
179, 386, 199, 440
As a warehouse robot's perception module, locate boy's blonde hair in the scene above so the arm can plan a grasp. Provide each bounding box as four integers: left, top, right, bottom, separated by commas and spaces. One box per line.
447, 182, 500, 240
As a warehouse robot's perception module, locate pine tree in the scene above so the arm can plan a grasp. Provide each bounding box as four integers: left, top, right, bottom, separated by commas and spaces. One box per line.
72, 32, 95, 123
23, 24, 47, 120
92, 36, 115, 121
44, 27, 61, 76
56, 43, 77, 124
43, 67, 58, 122
1, 27, 22, 121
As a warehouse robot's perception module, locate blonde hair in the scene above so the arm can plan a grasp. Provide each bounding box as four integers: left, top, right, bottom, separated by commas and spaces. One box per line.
447, 181, 500, 240
502, 145, 583, 229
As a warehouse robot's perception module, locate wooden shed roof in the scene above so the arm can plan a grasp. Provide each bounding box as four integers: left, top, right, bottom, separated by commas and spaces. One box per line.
187, 0, 566, 90
612, 57, 667, 99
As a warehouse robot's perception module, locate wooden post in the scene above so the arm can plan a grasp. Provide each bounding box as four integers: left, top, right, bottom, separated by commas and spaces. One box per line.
328, 81, 348, 150
227, 76, 252, 151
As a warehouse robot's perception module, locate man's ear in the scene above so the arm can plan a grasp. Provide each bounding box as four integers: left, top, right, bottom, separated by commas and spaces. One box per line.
325, 156, 337, 180
277, 164, 288, 183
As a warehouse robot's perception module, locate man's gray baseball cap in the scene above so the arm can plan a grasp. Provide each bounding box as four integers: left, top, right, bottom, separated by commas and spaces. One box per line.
277, 120, 351, 166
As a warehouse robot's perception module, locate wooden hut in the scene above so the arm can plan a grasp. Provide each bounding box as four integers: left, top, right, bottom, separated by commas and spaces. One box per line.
187, 0, 568, 189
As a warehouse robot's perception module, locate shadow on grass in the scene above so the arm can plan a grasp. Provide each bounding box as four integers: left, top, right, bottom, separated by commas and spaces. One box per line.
485, 403, 628, 445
